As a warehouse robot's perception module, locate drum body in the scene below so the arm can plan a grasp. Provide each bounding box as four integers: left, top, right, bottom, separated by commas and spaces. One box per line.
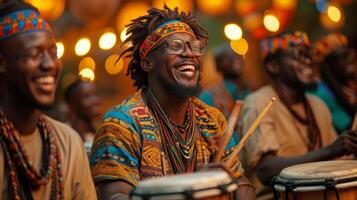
272, 160, 357, 200
130, 170, 238, 200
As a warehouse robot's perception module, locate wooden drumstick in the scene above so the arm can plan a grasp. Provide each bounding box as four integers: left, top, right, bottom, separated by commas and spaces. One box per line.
351, 112, 357, 130
214, 100, 244, 162
225, 97, 276, 167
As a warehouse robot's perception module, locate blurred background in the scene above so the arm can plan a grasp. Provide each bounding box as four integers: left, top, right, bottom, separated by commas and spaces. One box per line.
25, 0, 357, 116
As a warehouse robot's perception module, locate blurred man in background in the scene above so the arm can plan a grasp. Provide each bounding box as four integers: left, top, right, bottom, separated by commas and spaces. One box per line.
65, 79, 101, 154
308, 33, 357, 133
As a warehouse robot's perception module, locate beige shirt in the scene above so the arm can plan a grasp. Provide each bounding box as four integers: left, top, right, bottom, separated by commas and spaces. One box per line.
239, 85, 337, 199
0, 116, 97, 200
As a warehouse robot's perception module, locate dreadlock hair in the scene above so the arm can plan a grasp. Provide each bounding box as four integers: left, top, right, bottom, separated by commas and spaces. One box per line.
119, 5, 209, 90
0, 0, 38, 18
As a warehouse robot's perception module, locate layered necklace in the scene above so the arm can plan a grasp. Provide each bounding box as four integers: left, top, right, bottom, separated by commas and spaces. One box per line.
0, 111, 63, 200
274, 88, 322, 150
145, 89, 197, 174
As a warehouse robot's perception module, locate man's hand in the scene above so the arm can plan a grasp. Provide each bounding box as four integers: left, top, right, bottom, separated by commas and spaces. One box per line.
325, 130, 357, 158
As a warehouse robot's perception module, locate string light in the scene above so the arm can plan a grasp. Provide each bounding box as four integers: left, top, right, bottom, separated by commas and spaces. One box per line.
56, 42, 64, 59
79, 57, 96, 72
75, 37, 91, 56
327, 5, 341, 22
224, 23, 243, 40
105, 55, 123, 75
79, 68, 95, 81
99, 31, 117, 50
263, 14, 280, 32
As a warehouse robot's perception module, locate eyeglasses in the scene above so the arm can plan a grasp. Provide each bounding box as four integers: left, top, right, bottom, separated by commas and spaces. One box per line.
159, 39, 206, 56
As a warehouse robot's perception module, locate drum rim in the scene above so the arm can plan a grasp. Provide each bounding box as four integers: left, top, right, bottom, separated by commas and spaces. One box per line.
130, 180, 238, 200
278, 160, 357, 182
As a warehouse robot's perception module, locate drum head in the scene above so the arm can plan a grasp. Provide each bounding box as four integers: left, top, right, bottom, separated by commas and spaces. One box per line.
279, 160, 357, 182
131, 170, 237, 200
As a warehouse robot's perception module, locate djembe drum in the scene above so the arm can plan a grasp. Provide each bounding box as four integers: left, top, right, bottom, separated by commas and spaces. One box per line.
130, 170, 238, 200
272, 160, 357, 200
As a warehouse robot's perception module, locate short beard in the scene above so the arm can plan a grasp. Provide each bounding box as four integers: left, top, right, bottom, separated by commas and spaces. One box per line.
157, 73, 202, 100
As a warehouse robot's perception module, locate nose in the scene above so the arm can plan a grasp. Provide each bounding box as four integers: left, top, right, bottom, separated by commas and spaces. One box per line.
181, 42, 195, 57
41, 51, 59, 70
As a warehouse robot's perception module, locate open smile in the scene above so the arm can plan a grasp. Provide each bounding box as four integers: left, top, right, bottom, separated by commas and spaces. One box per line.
33, 75, 57, 93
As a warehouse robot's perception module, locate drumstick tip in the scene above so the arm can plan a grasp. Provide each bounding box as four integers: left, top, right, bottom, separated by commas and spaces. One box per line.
271, 97, 276, 102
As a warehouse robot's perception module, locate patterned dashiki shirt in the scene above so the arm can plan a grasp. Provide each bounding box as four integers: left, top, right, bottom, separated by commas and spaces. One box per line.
90, 90, 243, 186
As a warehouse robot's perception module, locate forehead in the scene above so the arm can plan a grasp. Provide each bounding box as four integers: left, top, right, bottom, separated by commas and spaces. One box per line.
1, 31, 55, 51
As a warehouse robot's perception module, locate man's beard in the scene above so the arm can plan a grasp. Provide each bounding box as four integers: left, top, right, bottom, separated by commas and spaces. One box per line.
157, 72, 202, 100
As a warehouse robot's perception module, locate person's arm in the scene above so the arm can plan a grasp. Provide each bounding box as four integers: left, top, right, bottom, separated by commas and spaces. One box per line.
256, 130, 357, 184
96, 181, 133, 200
90, 119, 141, 199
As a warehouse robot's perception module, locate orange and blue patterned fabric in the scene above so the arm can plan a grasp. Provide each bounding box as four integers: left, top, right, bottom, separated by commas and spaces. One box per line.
260, 31, 310, 59
0, 9, 52, 41
312, 33, 348, 63
90, 90, 242, 186
139, 20, 195, 59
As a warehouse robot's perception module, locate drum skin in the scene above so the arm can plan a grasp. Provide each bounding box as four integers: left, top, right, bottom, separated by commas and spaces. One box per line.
130, 170, 238, 200
273, 160, 357, 200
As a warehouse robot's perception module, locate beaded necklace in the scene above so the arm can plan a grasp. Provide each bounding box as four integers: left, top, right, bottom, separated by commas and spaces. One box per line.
145, 89, 197, 174
0, 111, 63, 200
274, 88, 322, 150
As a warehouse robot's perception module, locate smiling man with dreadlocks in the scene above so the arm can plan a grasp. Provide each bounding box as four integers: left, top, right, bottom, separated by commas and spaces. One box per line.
90, 5, 256, 200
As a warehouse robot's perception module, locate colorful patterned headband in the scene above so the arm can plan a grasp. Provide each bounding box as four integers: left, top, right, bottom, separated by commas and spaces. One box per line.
139, 20, 195, 59
0, 9, 52, 41
312, 33, 348, 63
260, 31, 310, 59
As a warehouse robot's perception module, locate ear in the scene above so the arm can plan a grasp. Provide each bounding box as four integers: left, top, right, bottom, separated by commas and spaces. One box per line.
0, 54, 6, 73
266, 60, 280, 76
140, 58, 153, 72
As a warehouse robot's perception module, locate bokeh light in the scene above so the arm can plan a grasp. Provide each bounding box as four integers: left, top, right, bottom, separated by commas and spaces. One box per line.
75, 38, 91, 56
272, 0, 296, 10
56, 42, 64, 59
152, 0, 192, 12
116, 2, 150, 32
263, 14, 280, 32
79, 68, 95, 81
79, 57, 96, 72
99, 31, 117, 50
230, 38, 249, 55
197, 0, 232, 16
316, 0, 328, 13
105, 55, 124, 75
25, 0, 65, 20
327, 5, 341, 22
120, 28, 131, 42
224, 23, 243, 40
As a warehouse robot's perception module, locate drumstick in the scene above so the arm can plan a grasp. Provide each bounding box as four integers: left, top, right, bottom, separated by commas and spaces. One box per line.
214, 100, 244, 162
351, 112, 357, 130
225, 97, 276, 167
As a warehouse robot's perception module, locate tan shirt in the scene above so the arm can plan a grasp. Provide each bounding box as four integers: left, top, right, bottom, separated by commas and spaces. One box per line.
239, 86, 337, 199
0, 117, 97, 200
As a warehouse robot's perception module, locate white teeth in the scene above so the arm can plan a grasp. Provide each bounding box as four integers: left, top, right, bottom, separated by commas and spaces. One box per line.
178, 65, 195, 71
36, 76, 55, 84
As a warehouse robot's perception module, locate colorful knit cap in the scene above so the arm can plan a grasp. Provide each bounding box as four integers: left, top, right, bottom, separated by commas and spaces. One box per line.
0, 9, 52, 41
139, 20, 195, 59
260, 31, 310, 59
312, 33, 348, 63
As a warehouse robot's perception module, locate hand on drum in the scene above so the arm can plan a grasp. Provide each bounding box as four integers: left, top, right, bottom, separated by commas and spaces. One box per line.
327, 129, 357, 157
